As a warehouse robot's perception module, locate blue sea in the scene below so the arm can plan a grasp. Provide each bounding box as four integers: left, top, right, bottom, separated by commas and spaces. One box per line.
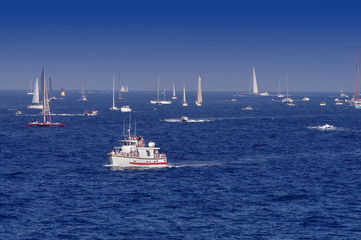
1, 90, 361, 239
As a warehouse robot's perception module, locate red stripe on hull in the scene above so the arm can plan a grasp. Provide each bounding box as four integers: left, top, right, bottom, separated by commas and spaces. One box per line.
130, 162, 167, 165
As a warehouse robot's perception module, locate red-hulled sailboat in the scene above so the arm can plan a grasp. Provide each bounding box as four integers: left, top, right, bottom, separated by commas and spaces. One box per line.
27, 68, 65, 127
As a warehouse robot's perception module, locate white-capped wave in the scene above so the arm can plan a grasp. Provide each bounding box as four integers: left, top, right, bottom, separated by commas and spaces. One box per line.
162, 118, 212, 122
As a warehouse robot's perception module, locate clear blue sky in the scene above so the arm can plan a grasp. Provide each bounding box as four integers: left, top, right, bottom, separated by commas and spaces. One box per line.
1, 0, 361, 92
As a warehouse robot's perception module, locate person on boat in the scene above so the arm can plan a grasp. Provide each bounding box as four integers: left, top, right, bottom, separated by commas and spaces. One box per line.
138, 136, 145, 147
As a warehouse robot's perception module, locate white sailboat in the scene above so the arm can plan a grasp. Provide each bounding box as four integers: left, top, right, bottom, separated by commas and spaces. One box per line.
172, 82, 177, 99
117, 73, 123, 101
195, 76, 202, 106
27, 68, 64, 127
277, 81, 284, 98
110, 74, 119, 110
282, 75, 294, 103
27, 80, 34, 95
249, 66, 269, 96
182, 84, 188, 106
80, 73, 87, 101
160, 87, 172, 104
28, 77, 43, 109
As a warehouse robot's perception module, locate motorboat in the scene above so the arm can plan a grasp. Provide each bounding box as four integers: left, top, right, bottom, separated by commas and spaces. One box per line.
242, 106, 253, 110
84, 110, 98, 116
320, 102, 326, 106
121, 105, 132, 112
302, 97, 310, 101
180, 116, 189, 122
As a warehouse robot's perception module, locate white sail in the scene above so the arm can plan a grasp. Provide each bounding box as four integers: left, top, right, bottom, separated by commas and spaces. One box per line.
195, 76, 202, 106
252, 66, 259, 94
172, 82, 177, 99
41, 68, 51, 123
183, 84, 188, 106
32, 78, 40, 104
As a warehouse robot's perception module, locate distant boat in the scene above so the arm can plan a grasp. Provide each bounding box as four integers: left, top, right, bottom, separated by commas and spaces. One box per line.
121, 105, 132, 112
172, 82, 177, 99
117, 73, 123, 101
48, 77, 56, 100
277, 81, 284, 98
242, 106, 253, 110
182, 84, 188, 106
110, 74, 119, 110
349, 50, 361, 108
302, 97, 310, 101
150, 78, 171, 105
231, 99, 236, 102
320, 101, 326, 106
160, 87, 172, 104
27, 80, 34, 95
180, 116, 189, 122
287, 102, 296, 107
249, 66, 269, 96
195, 76, 202, 106
282, 75, 293, 103
84, 110, 98, 116
80, 73, 87, 101
61, 88, 65, 97
28, 77, 43, 109
335, 101, 343, 105
27, 68, 65, 127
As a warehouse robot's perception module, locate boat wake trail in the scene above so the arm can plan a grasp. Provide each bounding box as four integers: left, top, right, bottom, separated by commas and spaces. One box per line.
162, 118, 213, 122
104, 162, 222, 170
307, 124, 340, 131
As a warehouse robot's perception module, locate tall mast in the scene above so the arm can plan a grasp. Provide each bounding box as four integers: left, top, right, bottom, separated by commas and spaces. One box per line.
134, 119, 136, 137
286, 75, 289, 99
43, 68, 46, 123
112, 74, 115, 108
356, 48, 358, 101
157, 77, 160, 100
183, 84, 186, 103
118, 72, 121, 99
164, 87, 166, 100
128, 113, 131, 139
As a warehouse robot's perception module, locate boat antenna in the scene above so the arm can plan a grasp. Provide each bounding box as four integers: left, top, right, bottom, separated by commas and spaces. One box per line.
128, 112, 131, 139
123, 118, 125, 137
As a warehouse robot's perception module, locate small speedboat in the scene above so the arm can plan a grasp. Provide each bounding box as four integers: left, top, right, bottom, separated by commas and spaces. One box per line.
242, 106, 253, 110
287, 102, 296, 106
84, 110, 98, 116
335, 101, 343, 105
231, 99, 237, 102
16, 110, 22, 115
120, 105, 132, 112
180, 116, 189, 122
320, 102, 326, 106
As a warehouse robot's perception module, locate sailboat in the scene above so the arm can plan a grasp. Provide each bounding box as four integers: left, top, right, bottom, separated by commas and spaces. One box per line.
48, 77, 56, 100
277, 81, 284, 98
182, 84, 188, 106
27, 77, 43, 109
125, 85, 129, 92
27, 68, 65, 127
110, 74, 119, 110
117, 73, 123, 101
282, 75, 294, 103
61, 87, 65, 97
160, 87, 172, 104
172, 82, 177, 99
80, 73, 87, 101
349, 49, 361, 108
195, 76, 202, 106
249, 66, 269, 96
150, 78, 171, 104
27, 80, 34, 95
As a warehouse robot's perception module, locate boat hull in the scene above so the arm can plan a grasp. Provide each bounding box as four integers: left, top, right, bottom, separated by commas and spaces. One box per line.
26, 122, 65, 127
108, 154, 167, 168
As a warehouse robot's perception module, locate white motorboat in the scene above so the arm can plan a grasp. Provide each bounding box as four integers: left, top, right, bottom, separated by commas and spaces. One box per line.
121, 105, 132, 112
287, 102, 296, 106
242, 105, 253, 110
335, 101, 343, 105
84, 110, 98, 116
180, 116, 189, 122
108, 115, 167, 168
302, 97, 310, 101
320, 101, 326, 106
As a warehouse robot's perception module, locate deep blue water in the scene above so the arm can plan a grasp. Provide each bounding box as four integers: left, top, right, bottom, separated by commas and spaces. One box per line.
1, 90, 361, 239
